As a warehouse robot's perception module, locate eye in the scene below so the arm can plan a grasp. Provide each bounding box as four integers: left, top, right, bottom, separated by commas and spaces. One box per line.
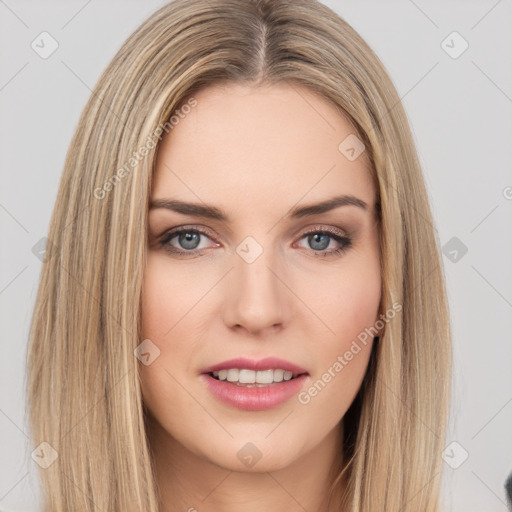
295, 226, 353, 258
159, 226, 219, 256
158, 225, 352, 258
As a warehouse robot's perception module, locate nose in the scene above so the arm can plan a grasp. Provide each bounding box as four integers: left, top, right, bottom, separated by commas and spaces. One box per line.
222, 246, 290, 336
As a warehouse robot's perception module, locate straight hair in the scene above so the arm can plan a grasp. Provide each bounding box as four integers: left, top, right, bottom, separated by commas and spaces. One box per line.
26, 0, 452, 510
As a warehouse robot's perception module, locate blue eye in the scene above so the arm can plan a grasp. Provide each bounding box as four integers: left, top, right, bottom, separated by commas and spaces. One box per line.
298, 229, 352, 257
159, 227, 218, 256
172, 231, 200, 250
159, 226, 352, 258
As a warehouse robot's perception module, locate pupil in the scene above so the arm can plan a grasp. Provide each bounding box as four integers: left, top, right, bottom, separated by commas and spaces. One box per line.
179, 232, 199, 250
309, 233, 329, 251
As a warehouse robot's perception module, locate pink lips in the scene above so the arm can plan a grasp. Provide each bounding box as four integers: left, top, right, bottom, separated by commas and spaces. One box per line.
200, 357, 309, 411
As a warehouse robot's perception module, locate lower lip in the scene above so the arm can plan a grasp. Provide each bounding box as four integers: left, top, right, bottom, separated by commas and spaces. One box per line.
201, 373, 309, 411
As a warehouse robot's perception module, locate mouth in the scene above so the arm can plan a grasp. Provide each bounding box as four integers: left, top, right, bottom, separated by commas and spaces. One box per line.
201, 371, 309, 410
207, 368, 306, 387
200, 357, 310, 410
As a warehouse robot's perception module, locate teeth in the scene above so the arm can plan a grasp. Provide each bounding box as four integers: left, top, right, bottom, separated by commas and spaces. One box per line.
211, 368, 299, 384
226, 369, 239, 382
273, 369, 284, 382
239, 369, 256, 383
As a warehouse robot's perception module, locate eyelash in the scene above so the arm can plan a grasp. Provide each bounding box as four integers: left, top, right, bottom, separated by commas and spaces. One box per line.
158, 225, 353, 259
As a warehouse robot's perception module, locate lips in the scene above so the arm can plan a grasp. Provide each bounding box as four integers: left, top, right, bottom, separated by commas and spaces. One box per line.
200, 357, 310, 411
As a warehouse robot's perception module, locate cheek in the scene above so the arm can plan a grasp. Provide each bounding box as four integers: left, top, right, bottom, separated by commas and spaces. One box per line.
139, 254, 217, 433
141, 256, 175, 339
295, 288, 379, 430
303, 247, 381, 349
294, 250, 380, 415
139, 256, 189, 417
141, 253, 207, 340
333, 267, 381, 341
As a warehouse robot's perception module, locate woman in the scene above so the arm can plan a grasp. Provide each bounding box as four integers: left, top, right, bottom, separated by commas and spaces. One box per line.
26, 0, 452, 510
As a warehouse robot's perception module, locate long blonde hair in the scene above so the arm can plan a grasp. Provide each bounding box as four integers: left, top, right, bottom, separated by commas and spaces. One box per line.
26, 0, 452, 510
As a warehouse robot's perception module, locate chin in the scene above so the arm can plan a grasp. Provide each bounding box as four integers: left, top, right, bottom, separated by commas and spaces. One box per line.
197, 434, 305, 473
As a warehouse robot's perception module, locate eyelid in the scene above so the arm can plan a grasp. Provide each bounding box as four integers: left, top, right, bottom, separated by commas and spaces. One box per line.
160, 224, 220, 243
298, 224, 349, 238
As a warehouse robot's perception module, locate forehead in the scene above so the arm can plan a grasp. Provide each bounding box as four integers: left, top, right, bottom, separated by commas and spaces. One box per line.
152, 82, 375, 216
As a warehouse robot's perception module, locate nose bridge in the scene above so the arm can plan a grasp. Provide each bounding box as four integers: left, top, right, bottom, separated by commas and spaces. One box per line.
223, 235, 289, 334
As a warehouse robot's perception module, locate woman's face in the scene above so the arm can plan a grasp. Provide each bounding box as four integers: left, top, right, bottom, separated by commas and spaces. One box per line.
140, 82, 381, 473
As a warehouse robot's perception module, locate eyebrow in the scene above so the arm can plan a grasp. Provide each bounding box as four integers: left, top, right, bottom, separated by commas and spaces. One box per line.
149, 194, 368, 221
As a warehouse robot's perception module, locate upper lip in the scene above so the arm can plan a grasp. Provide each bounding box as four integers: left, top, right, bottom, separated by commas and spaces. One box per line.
201, 357, 308, 375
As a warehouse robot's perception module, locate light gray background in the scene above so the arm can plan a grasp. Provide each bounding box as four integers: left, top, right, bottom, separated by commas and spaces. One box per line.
1, 1, 511, 511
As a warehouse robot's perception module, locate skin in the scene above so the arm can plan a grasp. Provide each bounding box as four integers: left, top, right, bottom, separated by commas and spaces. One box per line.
140, 82, 381, 512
